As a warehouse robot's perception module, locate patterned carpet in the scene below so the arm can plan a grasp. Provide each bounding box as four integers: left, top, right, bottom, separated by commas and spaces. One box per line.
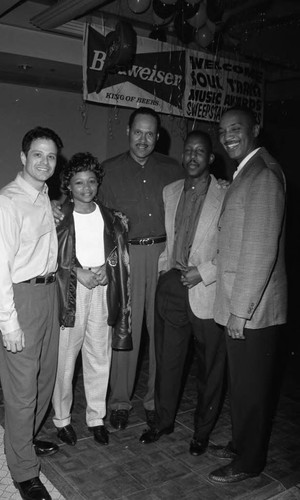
0, 338, 299, 500
0, 425, 64, 500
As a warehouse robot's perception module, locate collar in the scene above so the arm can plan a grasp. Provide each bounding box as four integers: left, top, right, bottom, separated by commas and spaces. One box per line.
184, 174, 210, 194
17, 172, 48, 202
233, 148, 260, 180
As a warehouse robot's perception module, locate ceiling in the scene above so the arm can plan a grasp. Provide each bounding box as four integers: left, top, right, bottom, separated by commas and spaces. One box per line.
0, 0, 300, 94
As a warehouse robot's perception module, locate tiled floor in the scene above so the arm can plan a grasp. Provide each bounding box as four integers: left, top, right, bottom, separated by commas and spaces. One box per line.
0, 336, 299, 500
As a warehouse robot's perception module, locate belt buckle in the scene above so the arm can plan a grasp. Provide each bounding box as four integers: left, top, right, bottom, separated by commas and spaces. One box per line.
45, 272, 56, 284
139, 237, 154, 245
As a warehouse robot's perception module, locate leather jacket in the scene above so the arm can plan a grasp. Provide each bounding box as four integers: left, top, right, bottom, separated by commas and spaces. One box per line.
56, 198, 132, 350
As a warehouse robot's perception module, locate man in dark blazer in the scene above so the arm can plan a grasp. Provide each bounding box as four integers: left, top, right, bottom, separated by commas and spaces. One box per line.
139, 130, 227, 453
209, 106, 287, 483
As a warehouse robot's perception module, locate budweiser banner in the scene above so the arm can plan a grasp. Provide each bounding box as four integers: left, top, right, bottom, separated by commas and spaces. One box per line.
83, 24, 186, 117
83, 24, 264, 124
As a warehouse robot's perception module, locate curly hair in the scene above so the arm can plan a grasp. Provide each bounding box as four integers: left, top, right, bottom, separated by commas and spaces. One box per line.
61, 152, 104, 194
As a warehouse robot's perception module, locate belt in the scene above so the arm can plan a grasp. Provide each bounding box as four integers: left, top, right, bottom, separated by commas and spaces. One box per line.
129, 236, 166, 246
20, 272, 56, 285
83, 266, 102, 271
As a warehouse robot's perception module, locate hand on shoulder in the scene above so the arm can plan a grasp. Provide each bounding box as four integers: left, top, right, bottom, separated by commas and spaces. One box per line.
217, 178, 230, 189
51, 199, 65, 225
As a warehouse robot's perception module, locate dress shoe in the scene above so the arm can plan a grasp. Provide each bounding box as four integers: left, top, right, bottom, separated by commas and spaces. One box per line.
208, 442, 237, 460
110, 409, 129, 430
33, 440, 59, 457
15, 476, 51, 500
208, 462, 259, 483
145, 409, 156, 429
189, 438, 209, 456
139, 426, 174, 444
90, 425, 109, 445
57, 424, 77, 446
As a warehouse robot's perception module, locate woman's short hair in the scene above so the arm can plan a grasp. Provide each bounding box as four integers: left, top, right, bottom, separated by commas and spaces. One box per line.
61, 152, 104, 193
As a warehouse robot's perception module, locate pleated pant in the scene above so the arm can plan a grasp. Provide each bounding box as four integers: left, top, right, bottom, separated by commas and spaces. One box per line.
155, 269, 226, 439
0, 281, 59, 482
226, 325, 283, 473
52, 280, 111, 428
109, 242, 165, 411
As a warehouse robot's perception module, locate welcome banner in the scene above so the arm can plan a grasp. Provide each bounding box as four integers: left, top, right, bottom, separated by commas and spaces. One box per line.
184, 50, 264, 125
83, 24, 264, 124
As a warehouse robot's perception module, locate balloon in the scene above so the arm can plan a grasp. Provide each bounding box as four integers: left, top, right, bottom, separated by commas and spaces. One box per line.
206, 0, 224, 22
195, 23, 214, 48
208, 30, 224, 52
188, 2, 207, 29
153, 0, 178, 19
206, 18, 216, 35
149, 26, 167, 42
188, 41, 200, 51
182, 1, 201, 20
174, 12, 195, 44
127, 0, 151, 14
152, 11, 174, 26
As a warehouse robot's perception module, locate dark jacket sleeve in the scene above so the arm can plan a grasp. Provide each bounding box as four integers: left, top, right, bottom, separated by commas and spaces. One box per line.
102, 206, 132, 350
56, 199, 78, 328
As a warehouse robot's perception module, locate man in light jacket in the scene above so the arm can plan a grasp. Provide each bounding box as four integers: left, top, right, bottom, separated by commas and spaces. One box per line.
140, 130, 227, 455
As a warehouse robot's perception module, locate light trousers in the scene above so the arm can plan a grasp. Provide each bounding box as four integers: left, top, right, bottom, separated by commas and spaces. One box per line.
52, 280, 111, 428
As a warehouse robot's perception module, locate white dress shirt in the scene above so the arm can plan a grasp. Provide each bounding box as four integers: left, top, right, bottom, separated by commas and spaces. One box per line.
233, 148, 260, 180
0, 173, 57, 334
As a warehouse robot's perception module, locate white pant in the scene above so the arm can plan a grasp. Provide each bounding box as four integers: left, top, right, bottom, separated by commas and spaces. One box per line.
52, 280, 111, 428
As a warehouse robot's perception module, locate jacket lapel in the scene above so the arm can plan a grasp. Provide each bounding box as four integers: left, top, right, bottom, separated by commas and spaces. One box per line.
167, 181, 184, 231
219, 148, 264, 218
189, 176, 223, 258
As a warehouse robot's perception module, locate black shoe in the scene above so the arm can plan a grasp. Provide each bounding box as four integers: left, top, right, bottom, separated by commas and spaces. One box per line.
33, 440, 59, 457
110, 409, 129, 430
139, 426, 174, 444
208, 442, 238, 460
57, 424, 77, 446
15, 477, 51, 500
189, 438, 209, 456
145, 409, 156, 429
90, 425, 109, 445
208, 461, 259, 483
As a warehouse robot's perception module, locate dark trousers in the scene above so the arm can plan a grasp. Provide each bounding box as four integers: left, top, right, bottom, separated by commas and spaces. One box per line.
0, 282, 59, 482
226, 325, 282, 473
154, 269, 226, 440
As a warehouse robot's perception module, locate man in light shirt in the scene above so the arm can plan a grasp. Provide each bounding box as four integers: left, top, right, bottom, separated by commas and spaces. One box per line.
0, 126, 63, 500
209, 106, 287, 483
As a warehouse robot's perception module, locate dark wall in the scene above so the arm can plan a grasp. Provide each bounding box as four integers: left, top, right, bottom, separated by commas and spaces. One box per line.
264, 100, 300, 356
